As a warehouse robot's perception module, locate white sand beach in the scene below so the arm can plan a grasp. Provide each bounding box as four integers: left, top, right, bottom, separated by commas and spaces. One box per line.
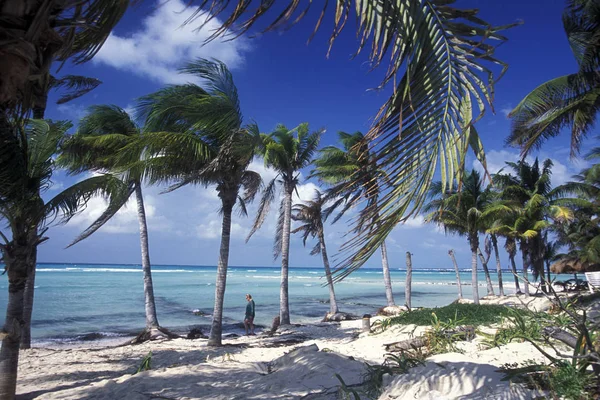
16, 294, 566, 400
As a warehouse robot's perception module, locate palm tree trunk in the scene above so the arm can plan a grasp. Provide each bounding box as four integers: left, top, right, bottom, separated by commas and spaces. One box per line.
405, 252, 413, 310
546, 260, 552, 289
490, 235, 505, 297
208, 200, 234, 346
134, 183, 159, 330
520, 240, 531, 296
469, 236, 480, 305
318, 230, 338, 314
448, 250, 463, 299
280, 186, 293, 325
20, 247, 37, 349
509, 253, 522, 294
0, 239, 36, 400
380, 241, 395, 307
477, 248, 495, 296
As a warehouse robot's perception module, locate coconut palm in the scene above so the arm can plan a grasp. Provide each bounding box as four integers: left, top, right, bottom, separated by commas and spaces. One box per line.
311, 131, 396, 306
509, 1, 600, 157
504, 237, 522, 294
0, 119, 129, 399
492, 159, 573, 293
247, 123, 322, 325
477, 241, 495, 296
58, 105, 166, 338
195, 1, 512, 274
488, 234, 506, 296
424, 169, 494, 304
291, 190, 338, 315
135, 59, 262, 346
0, 1, 127, 113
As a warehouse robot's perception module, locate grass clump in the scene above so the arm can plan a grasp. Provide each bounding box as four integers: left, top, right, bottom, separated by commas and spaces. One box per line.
376, 303, 517, 330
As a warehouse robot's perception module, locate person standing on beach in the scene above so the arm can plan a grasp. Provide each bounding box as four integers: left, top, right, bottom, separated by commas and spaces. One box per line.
244, 294, 255, 335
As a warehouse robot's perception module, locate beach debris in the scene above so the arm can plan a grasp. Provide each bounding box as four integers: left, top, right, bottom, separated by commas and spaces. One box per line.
127, 327, 179, 345
384, 325, 475, 353
378, 305, 408, 317
362, 314, 372, 332
322, 312, 355, 322
270, 315, 280, 333
186, 327, 207, 340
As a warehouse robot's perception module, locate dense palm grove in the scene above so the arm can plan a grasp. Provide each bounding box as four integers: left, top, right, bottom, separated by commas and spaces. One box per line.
1, 0, 600, 399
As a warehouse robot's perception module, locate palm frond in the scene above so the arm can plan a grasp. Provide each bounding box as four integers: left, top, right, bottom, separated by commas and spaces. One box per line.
50, 75, 102, 105
246, 177, 278, 241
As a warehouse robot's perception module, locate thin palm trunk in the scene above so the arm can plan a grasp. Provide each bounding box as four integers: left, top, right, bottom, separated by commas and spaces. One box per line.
478, 248, 495, 296
380, 241, 395, 307
490, 235, 505, 296
20, 247, 36, 349
509, 252, 522, 294
469, 236, 480, 305
0, 240, 35, 400
405, 252, 413, 310
318, 230, 338, 314
520, 240, 531, 296
135, 183, 159, 330
280, 186, 293, 325
546, 260, 552, 289
448, 250, 463, 299
208, 201, 234, 346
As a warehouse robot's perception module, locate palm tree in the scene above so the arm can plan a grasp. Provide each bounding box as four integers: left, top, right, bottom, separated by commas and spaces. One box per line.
424, 169, 494, 305
0, 119, 129, 399
493, 159, 572, 293
477, 242, 495, 296
59, 105, 165, 337
247, 123, 322, 325
0, 2, 126, 114
448, 249, 463, 299
195, 1, 513, 274
405, 252, 413, 310
504, 237, 522, 294
291, 190, 339, 315
20, 74, 102, 350
136, 59, 262, 346
488, 234, 506, 296
509, 1, 600, 157
311, 131, 396, 307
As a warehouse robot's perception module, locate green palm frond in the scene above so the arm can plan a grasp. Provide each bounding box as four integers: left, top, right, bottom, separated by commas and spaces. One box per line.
50, 75, 102, 105
247, 177, 278, 241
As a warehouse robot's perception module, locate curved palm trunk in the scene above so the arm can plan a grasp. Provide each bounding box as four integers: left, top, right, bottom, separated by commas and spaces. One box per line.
490, 235, 505, 297
508, 252, 522, 294
405, 252, 413, 310
546, 260, 552, 290
208, 201, 234, 346
520, 240, 531, 296
20, 248, 37, 349
280, 186, 293, 325
469, 235, 480, 305
135, 183, 159, 330
380, 241, 395, 307
477, 248, 495, 296
0, 238, 35, 400
448, 250, 463, 299
318, 230, 338, 314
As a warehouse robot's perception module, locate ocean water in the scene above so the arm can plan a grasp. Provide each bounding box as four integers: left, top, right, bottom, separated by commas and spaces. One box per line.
0, 263, 520, 345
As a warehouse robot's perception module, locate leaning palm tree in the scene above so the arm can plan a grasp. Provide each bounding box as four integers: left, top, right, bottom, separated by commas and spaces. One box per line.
504, 237, 522, 294
488, 234, 506, 297
59, 105, 167, 339
509, 1, 600, 157
311, 131, 396, 307
424, 169, 494, 304
247, 123, 322, 325
447, 249, 463, 299
291, 190, 339, 315
135, 59, 262, 346
0, 119, 129, 399
195, 1, 512, 275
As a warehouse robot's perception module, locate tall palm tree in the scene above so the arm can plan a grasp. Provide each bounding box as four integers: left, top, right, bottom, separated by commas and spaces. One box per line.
59, 105, 165, 337
311, 131, 396, 307
247, 123, 322, 325
195, 1, 513, 274
136, 59, 262, 346
424, 169, 494, 304
291, 190, 338, 315
0, 119, 129, 399
488, 234, 506, 296
504, 237, 522, 294
509, 0, 600, 157
477, 242, 495, 296
20, 74, 102, 350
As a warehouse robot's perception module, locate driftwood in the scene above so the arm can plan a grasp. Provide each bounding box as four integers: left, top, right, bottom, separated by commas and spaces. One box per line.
384, 326, 475, 352
543, 326, 578, 349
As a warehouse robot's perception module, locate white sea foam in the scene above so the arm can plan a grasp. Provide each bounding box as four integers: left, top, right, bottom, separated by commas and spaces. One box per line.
247, 269, 257, 272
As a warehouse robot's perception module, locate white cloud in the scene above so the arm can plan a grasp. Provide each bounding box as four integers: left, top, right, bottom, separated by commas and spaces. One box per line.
57, 103, 88, 121
94, 0, 251, 84
500, 104, 513, 118
196, 219, 244, 239
403, 215, 425, 229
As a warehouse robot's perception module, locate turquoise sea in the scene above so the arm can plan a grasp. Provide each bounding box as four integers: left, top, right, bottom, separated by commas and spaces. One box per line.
0, 263, 521, 345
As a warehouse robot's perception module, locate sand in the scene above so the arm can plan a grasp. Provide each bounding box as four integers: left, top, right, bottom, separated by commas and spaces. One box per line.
15, 294, 568, 399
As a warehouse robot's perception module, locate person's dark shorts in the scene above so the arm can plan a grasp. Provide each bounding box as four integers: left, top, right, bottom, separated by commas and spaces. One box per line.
245, 316, 254, 323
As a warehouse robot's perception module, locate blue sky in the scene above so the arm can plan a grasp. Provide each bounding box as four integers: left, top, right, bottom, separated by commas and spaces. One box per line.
38, 0, 591, 270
